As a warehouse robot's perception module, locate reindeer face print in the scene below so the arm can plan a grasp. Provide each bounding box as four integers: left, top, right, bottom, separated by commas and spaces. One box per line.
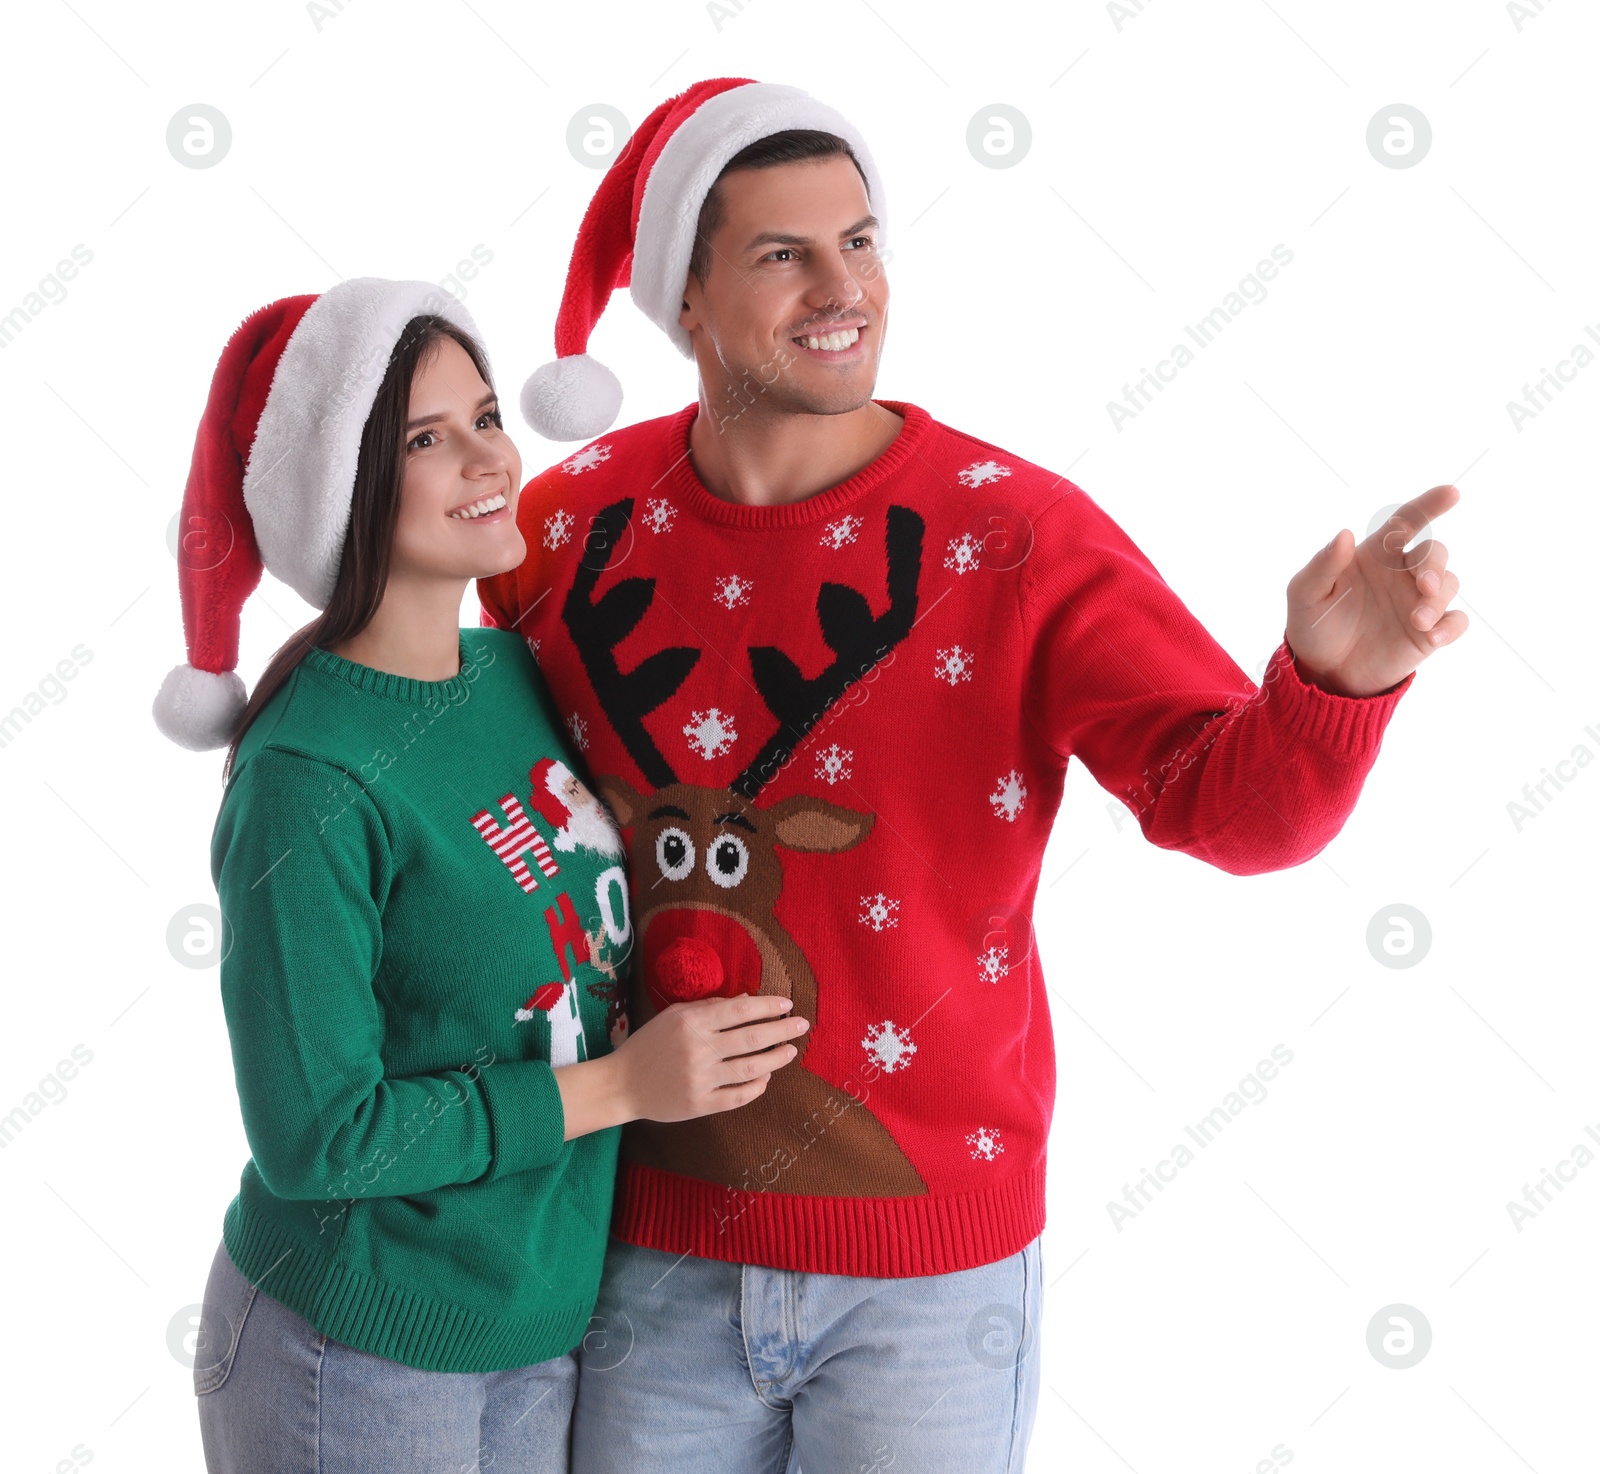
594, 774, 872, 1035
639, 786, 869, 929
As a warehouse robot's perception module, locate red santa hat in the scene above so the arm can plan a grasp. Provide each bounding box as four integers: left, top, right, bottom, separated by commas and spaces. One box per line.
521, 77, 888, 442
153, 278, 487, 751
526, 756, 574, 829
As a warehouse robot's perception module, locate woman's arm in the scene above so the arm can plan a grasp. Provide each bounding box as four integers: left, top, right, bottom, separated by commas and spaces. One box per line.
212, 747, 569, 1202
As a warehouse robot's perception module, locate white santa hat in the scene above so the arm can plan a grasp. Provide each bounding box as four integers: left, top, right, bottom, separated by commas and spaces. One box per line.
152, 278, 487, 751
521, 76, 888, 442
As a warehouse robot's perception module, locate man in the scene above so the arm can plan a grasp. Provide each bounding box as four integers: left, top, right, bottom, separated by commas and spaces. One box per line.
478, 77, 1464, 1474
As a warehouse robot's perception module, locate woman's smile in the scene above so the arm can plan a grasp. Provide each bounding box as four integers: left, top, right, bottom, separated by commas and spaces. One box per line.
447, 490, 511, 522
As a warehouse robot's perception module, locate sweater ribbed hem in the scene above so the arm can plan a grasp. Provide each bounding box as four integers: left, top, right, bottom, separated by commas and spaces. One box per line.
607, 1158, 1047, 1277
222, 1195, 593, 1373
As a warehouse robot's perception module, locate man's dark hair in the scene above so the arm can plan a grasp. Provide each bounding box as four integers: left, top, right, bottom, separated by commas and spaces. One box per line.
687, 129, 871, 288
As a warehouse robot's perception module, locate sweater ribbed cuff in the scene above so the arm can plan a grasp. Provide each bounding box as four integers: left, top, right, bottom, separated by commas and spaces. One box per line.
476, 1059, 567, 1182
1268, 634, 1415, 751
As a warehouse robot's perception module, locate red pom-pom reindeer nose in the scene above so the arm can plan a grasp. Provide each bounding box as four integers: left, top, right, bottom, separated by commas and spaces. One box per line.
644, 912, 762, 1008
654, 936, 725, 1002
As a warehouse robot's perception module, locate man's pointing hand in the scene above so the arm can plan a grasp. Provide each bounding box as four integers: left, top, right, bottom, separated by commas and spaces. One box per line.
1284, 483, 1467, 698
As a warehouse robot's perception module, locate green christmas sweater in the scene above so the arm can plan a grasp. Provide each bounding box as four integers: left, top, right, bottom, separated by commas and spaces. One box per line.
209, 627, 632, 1372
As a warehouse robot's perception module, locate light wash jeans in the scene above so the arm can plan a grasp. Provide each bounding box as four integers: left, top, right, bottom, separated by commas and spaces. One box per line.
193, 1238, 577, 1473
572, 1233, 1043, 1474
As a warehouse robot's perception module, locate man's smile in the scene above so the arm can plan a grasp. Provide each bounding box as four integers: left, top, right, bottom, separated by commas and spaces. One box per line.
791, 320, 867, 356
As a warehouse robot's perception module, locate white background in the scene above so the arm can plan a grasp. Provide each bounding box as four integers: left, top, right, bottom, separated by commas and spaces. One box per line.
1, 1, 1594, 1470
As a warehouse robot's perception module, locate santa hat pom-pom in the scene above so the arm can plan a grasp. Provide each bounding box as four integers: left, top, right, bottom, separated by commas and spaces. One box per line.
520, 353, 623, 442
152, 663, 248, 752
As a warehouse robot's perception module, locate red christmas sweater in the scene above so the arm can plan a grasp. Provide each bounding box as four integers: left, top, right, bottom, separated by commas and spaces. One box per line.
477, 398, 1415, 1278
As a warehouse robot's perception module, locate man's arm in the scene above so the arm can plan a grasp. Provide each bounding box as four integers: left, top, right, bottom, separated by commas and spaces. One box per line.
1018, 487, 1418, 877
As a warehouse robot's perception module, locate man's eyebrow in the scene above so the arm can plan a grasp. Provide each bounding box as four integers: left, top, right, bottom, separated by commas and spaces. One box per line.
405, 392, 498, 432
740, 214, 880, 253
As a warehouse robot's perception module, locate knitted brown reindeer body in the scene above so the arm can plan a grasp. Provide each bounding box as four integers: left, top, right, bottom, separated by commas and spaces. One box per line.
567, 497, 928, 1199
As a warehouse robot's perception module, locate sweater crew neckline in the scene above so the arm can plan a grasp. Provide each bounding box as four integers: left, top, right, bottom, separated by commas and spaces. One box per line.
303, 628, 480, 706
664, 399, 930, 529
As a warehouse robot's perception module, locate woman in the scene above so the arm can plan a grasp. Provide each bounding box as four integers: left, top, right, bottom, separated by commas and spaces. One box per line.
152, 278, 807, 1473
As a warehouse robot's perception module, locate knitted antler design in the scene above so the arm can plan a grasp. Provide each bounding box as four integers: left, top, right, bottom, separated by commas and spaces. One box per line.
562, 497, 699, 790
562, 497, 924, 799
731, 503, 924, 799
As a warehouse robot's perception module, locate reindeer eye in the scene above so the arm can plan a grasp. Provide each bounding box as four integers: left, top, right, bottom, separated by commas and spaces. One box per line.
706, 833, 750, 889
656, 827, 694, 881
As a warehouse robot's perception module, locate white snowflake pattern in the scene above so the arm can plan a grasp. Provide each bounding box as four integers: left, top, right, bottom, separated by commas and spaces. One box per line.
642, 497, 678, 534
989, 768, 1027, 823
966, 1127, 1005, 1162
934, 644, 975, 685
814, 743, 854, 785
526, 636, 542, 663
683, 707, 738, 760
567, 713, 589, 751
820, 514, 863, 549
561, 442, 612, 475
862, 1020, 917, 1073
859, 892, 901, 932
543, 508, 575, 550
713, 573, 754, 610
957, 459, 1013, 489
943, 533, 984, 576
977, 945, 1010, 984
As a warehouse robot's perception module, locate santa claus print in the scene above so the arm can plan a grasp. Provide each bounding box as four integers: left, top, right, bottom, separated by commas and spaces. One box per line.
521, 756, 632, 1045
526, 756, 625, 858
474, 758, 634, 1046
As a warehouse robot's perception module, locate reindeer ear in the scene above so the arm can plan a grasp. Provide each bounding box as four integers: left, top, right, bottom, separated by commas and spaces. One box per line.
766, 794, 875, 854
594, 773, 644, 829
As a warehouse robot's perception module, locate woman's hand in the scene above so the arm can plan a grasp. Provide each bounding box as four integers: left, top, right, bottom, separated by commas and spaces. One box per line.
612, 993, 808, 1123
553, 993, 807, 1139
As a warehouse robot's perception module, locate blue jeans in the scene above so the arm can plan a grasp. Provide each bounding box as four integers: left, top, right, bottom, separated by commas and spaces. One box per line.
572, 1233, 1043, 1474
193, 1238, 577, 1473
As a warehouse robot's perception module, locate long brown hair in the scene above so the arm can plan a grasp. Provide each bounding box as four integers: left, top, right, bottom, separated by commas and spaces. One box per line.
221, 313, 493, 784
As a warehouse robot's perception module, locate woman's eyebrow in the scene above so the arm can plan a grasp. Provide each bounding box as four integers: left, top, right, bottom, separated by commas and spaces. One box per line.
405, 391, 498, 432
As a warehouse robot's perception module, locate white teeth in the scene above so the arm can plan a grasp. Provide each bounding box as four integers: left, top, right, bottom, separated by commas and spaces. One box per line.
799, 326, 860, 351
449, 492, 507, 520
